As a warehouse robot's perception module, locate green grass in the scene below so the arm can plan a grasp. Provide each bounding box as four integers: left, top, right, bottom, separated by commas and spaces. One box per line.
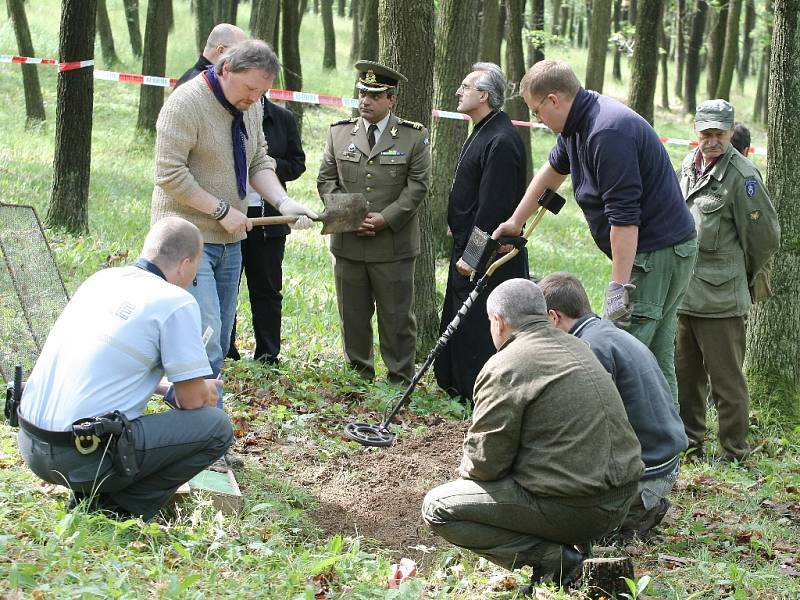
2, 4, 798, 599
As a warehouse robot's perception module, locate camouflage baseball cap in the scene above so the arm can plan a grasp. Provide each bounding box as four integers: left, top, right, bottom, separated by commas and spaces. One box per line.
695, 99, 735, 131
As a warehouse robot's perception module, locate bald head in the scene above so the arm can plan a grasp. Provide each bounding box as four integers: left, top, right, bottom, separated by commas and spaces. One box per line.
141, 217, 203, 270
203, 24, 247, 61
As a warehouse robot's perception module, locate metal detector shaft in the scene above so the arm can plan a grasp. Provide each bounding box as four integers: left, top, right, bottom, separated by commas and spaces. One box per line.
376, 275, 491, 430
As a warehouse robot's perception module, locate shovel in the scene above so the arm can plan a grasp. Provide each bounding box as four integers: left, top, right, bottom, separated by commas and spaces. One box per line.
249, 193, 368, 234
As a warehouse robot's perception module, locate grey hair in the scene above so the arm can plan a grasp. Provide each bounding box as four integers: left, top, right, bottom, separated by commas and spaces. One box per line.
472, 62, 506, 110
486, 278, 548, 328
142, 217, 203, 267
217, 39, 280, 77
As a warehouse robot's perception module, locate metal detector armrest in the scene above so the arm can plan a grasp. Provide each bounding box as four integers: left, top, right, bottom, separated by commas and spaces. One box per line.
495, 236, 527, 249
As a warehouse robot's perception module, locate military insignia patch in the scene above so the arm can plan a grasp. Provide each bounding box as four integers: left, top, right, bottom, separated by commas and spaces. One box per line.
365, 69, 377, 84
390, 126, 398, 138
347, 143, 356, 152
744, 178, 757, 198
423, 137, 429, 145
749, 209, 762, 222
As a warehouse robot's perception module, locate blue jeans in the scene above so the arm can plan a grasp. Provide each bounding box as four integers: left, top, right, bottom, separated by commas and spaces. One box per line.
188, 242, 242, 408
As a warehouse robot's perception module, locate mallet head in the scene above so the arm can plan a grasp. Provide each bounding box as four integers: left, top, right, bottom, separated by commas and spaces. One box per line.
538, 188, 567, 214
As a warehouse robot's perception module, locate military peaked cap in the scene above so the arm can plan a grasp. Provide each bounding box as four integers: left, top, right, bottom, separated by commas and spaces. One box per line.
354, 60, 407, 93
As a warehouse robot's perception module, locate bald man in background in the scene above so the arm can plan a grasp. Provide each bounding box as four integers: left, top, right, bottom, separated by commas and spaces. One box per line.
177, 23, 247, 87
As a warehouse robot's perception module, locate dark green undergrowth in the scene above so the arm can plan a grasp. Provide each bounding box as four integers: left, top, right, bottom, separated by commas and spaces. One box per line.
1, 4, 797, 599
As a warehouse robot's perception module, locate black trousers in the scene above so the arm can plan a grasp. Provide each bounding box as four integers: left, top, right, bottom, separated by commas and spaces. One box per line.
229, 207, 287, 363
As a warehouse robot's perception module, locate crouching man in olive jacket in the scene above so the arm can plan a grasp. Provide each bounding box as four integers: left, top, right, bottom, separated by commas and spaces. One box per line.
422, 278, 643, 588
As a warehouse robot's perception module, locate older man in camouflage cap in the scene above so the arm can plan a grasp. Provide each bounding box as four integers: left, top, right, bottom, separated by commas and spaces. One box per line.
317, 60, 431, 384
676, 99, 780, 462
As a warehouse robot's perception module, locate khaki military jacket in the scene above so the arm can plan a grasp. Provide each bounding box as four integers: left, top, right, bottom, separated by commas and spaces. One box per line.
317, 113, 431, 262
678, 145, 780, 317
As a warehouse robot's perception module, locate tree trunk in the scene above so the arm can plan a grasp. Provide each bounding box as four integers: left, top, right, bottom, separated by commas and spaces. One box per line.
47, 0, 97, 234
215, 0, 238, 23
430, 0, 480, 256
584, 0, 612, 92
378, 0, 437, 356
629, 0, 637, 25
122, 0, 143, 57
660, 23, 670, 109
527, 0, 545, 64
252, 0, 279, 46
504, 0, 531, 179
480, 0, 502, 64
628, 0, 663, 124
282, 0, 304, 135
674, 0, 686, 98
705, 0, 728, 100
136, 0, 171, 132
683, 0, 707, 114
96, 0, 119, 67
612, 0, 622, 80
359, 0, 379, 59
715, 0, 741, 99
195, 0, 215, 53
737, 0, 755, 89
551, 0, 562, 35
6, 0, 46, 125
350, 0, 360, 60
753, 39, 770, 123
746, 0, 800, 424
321, 0, 337, 69
338, 0, 346, 17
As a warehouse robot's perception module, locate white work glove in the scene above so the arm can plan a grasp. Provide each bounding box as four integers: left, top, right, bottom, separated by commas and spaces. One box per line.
602, 281, 636, 328
275, 196, 318, 232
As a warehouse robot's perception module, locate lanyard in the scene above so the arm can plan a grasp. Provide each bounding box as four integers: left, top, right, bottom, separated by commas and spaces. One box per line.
133, 257, 167, 282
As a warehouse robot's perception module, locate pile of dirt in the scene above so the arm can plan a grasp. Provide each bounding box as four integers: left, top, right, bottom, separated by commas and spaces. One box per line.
263, 420, 469, 559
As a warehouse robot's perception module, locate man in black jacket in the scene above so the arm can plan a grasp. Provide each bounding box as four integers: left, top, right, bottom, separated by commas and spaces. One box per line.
433, 62, 528, 400
231, 97, 306, 363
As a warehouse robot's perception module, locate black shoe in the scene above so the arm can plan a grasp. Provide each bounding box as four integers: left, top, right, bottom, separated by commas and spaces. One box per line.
226, 345, 241, 361
684, 443, 705, 463
530, 544, 588, 589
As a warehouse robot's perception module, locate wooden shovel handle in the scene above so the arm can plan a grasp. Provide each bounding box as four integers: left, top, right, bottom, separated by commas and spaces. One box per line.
249, 216, 299, 226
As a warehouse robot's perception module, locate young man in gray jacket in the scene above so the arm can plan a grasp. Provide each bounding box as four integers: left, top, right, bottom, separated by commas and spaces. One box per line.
539, 272, 688, 540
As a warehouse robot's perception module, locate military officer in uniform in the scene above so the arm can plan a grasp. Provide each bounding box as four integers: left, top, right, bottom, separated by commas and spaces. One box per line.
676, 99, 780, 462
317, 61, 432, 384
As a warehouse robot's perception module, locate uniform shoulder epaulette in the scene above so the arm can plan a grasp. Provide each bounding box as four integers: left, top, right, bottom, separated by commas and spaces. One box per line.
396, 118, 424, 130
730, 151, 758, 179
331, 117, 358, 126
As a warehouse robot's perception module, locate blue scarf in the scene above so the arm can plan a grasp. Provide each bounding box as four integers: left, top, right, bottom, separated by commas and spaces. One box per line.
203, 65, 247, 199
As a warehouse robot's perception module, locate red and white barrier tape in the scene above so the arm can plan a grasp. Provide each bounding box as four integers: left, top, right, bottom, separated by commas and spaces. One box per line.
0, 54, 767, 156
0, 54, 93, 72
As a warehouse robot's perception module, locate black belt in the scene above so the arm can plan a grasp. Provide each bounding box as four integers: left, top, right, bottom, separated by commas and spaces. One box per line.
18, 414, 74, 445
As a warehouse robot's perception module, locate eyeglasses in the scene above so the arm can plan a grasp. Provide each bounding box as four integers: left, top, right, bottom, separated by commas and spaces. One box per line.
457, 83, 481, 93
530, 95, 550, 118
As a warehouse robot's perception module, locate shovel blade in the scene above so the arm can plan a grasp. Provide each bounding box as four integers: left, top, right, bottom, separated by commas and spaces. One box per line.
319, 193, 368, 234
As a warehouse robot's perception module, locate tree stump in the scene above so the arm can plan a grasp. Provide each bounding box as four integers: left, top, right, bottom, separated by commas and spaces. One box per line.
582, 549, 635, 599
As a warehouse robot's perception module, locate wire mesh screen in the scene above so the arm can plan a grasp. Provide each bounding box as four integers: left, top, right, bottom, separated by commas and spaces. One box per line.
0, 203, 69, 383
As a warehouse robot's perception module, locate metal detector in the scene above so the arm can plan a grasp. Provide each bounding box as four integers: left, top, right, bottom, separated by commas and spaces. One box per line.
342, 189, 566, 447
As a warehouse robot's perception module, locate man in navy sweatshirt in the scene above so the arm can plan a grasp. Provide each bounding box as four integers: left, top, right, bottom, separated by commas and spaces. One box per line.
494, 60, 697, 401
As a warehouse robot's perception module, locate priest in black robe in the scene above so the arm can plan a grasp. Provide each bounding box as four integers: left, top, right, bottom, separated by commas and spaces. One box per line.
434, 63, 529, 401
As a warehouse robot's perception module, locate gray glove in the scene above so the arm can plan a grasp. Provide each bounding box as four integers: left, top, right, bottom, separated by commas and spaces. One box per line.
602, 281, 636, 327
275, 196, 318, 230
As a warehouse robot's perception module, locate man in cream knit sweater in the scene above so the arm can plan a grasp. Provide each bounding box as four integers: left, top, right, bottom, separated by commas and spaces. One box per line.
151, 39, 317, 407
